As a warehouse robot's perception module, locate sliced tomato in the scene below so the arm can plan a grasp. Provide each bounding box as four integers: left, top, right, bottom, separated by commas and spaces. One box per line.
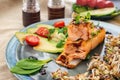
76, 0, 87, 6
54, 21, 65, 28
96, 0, 106, 8
36, 27, 49, 38
87, 0, 97, 8
25, 35, 39, 46
105, 1, 114, 8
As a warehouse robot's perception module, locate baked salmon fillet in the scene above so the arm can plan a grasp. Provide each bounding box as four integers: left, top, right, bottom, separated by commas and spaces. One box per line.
56, 21, 106, 68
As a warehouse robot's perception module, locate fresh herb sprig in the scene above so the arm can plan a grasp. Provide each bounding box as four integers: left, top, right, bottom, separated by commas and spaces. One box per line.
48, 28, 55, 40
74, 12, 91, 24
58, 27, 68, 37
56, 27, 68, 48
10, 58, 52, 75
56, 40, 65, 48
72, 3, 92, 13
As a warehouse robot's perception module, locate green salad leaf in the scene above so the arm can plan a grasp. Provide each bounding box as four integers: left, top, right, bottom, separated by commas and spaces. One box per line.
49, 28, 55, 34
58, 27, 67, 34
10, 58, 52, 75
56, 40, 65, 48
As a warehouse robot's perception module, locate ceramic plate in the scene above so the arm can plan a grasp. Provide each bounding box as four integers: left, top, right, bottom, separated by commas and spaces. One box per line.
6, 18, 120, 80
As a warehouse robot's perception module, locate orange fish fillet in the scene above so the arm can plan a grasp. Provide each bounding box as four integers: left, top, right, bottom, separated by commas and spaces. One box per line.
56, 22, 106, 68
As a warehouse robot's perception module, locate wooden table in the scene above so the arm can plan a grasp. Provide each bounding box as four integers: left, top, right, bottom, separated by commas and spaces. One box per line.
0, 0, 120, 80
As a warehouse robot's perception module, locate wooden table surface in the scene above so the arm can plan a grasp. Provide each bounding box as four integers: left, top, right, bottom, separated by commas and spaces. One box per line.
0, 0, 120, 80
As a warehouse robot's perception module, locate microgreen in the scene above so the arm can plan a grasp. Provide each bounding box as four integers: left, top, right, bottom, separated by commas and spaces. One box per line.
49, 28, 55, 34
86, 54, 91, 60
74, 12, 91, 24
72, 3, 90, 13
58, 27, 67, 34
48, 28, 55, 40
56, 40, 65, 48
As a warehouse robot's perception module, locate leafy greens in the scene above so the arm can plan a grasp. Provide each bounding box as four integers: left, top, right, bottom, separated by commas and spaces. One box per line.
10, 58, 51, 75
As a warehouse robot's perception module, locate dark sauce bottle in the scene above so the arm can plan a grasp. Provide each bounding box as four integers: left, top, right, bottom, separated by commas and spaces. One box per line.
22, 0, 40, 27
48, 0, 65, 20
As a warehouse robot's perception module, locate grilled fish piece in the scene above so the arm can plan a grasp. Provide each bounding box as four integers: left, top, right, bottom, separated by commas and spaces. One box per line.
56, 22, 105, 68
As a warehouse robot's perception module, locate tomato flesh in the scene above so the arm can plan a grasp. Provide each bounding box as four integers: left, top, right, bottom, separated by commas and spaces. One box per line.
105, 1, 114, 8
36, 27, 49, 38
96, 0, 106, 8
54, 21, 65, 28
87, 0, 97, 8
25, 35, 39, 46
76, 0, 87, 6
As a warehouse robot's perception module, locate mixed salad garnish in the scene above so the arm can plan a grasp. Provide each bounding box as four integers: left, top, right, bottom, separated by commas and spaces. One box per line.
15, 21, 68, 53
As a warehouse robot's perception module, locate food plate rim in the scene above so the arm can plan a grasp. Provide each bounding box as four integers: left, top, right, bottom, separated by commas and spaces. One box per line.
5, 18, 120, 80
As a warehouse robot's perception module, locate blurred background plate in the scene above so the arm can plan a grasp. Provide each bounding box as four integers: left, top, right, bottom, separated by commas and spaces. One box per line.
71, 0, 120, 20
93, 0, 120, 20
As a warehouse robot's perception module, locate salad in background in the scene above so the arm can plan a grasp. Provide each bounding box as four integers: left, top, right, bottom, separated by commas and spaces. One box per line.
72, 0, 120, 20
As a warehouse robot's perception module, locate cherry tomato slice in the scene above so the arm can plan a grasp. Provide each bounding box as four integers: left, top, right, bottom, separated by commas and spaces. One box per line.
54, 21, 65, 28
25, 35, 39, 46
36, 27, 49, 38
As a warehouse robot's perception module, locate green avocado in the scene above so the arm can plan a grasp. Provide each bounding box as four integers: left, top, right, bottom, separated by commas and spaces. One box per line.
80, 7, 116, 17
15, 32, 63, 53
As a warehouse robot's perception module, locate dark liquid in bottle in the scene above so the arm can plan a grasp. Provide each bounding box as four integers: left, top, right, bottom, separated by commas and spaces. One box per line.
48, 7, 65, 20
22, 11, 40, 27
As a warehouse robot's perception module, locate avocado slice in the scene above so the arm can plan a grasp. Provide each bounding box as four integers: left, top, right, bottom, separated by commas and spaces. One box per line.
15, 32, 28, 45
15, 32, 63, 53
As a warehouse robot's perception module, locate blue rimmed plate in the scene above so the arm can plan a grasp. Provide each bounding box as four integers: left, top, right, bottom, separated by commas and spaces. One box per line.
6, 18, 120, 80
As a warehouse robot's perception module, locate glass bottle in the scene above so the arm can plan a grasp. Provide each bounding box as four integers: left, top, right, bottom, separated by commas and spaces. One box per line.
48, 0, 65, 20
22, 0, 40, 27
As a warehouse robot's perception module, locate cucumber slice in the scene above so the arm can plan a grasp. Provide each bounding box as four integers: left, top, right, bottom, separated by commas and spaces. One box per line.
80, 7, 116, 17
91, 9, 120, 20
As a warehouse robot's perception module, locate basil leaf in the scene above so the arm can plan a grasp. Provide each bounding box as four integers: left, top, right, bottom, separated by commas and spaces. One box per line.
39, 58, 52, 63
16, 59, 43, 69
16, 58, 51, 70
10, 66, 41, 75
10, 58, 52, 75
